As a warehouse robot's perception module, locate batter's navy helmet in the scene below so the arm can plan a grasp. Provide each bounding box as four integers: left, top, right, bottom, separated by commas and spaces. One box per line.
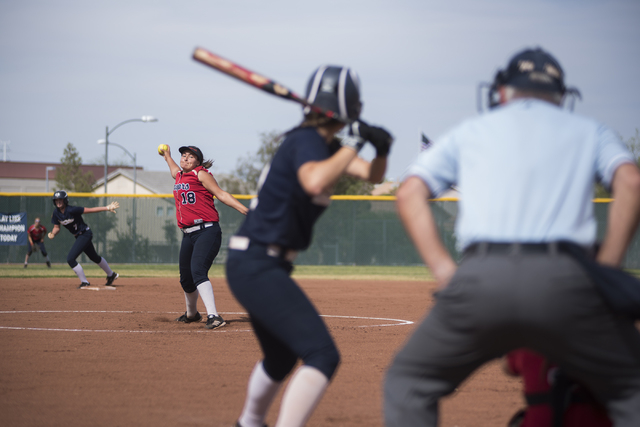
52, 190, 69, 207
305, 66, 362, 122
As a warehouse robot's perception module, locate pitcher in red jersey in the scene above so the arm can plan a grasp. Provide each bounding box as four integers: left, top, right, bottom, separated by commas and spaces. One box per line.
160, 144, 248, 329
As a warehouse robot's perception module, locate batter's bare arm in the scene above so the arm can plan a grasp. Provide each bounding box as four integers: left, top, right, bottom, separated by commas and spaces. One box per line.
396, 176, 457, 288
298, 147, 359, 196
597, 163, 640, 267
198, 171, 248, 215
345, 156, 387, 184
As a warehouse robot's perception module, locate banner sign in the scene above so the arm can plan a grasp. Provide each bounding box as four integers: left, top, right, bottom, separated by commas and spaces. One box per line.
0, 212, 28, 245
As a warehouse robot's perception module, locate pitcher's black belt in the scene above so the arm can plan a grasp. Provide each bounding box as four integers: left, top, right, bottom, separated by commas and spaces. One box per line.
182, 222, 215, 234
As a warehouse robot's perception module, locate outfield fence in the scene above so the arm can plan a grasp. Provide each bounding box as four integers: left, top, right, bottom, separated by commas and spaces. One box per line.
1, 194, 638, 269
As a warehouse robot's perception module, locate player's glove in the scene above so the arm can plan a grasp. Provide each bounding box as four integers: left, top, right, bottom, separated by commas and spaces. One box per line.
106, 201, 120, 213
353, 120, 394, 158
339, 126, 366, 153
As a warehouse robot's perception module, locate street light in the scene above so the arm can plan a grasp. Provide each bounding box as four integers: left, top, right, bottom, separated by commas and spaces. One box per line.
97, 140, 137, 194
98, 139, 140, 263
103, 116, 157, 194
45, 166, 56, 192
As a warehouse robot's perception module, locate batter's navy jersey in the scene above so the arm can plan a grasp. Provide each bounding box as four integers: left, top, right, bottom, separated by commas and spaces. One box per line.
238, 127, 335, 251
51, 205, 90, 236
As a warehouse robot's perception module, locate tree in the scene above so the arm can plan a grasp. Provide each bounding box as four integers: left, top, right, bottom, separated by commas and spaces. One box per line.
55, 143, 96, 192
217, 131, 283, 194
625, 128, 640, 167
333, 175, 375, 195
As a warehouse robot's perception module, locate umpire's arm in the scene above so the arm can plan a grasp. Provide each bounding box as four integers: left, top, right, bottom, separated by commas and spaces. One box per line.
598, 163, 640, 267
396, 176, 457, 288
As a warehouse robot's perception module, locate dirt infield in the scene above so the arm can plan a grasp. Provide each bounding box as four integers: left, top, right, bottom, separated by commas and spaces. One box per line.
0, 276, 523, 427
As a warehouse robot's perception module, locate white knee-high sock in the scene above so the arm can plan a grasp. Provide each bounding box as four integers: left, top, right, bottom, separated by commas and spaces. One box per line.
238, 362, 282, 427
72, 264, 88, 283
184, 290, 199, 318
274, 366, 329, 427
97, 257, 113, 276
196, 281, 218, 316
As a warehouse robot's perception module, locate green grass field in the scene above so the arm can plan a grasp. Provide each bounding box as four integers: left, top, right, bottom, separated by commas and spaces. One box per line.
0, 263, 434, 281
3, 263, 637, 281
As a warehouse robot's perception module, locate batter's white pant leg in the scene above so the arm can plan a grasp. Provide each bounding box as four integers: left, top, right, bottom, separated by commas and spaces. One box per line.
238, 361, 282, 427
196, 281, 218, 316
274, 365, 329, 427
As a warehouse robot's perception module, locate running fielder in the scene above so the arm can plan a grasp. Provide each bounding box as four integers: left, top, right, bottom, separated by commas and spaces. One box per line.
49, 191, 120, 288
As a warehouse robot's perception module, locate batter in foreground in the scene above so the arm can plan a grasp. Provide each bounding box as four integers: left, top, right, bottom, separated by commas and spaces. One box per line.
226, 65, 392, 427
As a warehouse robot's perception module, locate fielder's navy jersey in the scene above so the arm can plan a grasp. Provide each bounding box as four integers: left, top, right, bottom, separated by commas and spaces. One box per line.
238, 127, 335, 250
51, 205, 90, 236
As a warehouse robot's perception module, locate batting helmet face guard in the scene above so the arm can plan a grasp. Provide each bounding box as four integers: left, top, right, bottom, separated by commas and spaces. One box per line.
178, 146, 204, 165
305, 66, 362, 123
52, 190, 69, 208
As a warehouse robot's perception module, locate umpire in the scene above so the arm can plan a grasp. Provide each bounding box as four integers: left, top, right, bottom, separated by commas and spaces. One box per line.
384, 47, 640, 426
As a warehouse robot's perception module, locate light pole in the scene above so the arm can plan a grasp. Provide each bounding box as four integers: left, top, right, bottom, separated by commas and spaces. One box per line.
103, 116, 157, 194
45, 166, 56, 192
97, 140, 137, 193
97, 139, 139, 263
101, 115, 156, 262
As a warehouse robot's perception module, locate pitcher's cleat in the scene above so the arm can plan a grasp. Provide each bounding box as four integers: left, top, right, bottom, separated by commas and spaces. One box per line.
78, 282, 90, 289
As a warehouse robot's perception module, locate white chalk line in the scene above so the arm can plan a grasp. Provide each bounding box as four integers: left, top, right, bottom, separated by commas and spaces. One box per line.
0, 311, 413, 333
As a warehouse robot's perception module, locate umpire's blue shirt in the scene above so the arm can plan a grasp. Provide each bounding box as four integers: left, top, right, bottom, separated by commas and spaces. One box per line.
238, 127, 334, 251
405, 99, 634, 250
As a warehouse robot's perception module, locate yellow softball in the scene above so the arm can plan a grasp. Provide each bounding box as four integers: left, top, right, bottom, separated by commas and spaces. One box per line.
157, 144, 168, 155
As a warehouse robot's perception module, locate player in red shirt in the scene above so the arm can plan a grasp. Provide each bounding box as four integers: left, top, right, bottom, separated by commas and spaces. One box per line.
160, 144, 248, 329
504, 348, 612, 427
24, 217, 51, 268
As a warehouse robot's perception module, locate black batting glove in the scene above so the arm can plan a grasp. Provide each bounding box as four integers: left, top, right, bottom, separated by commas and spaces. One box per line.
350, 120, 393, 157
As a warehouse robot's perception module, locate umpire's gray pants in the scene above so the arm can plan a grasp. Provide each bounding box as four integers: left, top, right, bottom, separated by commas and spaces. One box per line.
384, 250, 640, 427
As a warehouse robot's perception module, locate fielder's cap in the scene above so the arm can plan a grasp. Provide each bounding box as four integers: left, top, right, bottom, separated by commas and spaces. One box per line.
498, 47, 566, 94
179, 146, 204, 165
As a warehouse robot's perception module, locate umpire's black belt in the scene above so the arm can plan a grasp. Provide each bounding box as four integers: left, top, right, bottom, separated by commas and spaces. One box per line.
182, 222, 215, 234
464, 241, 588, 257
229, 235, 298, 262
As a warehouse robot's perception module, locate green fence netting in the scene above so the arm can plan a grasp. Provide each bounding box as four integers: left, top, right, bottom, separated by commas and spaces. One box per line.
1, 195, 638, 269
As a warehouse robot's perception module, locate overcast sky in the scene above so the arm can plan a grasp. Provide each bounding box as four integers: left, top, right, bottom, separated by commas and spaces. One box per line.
1, 0, 639, 182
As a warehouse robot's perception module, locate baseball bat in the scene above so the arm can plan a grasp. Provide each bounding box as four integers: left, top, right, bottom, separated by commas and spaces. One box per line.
192, 47, 339, 119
